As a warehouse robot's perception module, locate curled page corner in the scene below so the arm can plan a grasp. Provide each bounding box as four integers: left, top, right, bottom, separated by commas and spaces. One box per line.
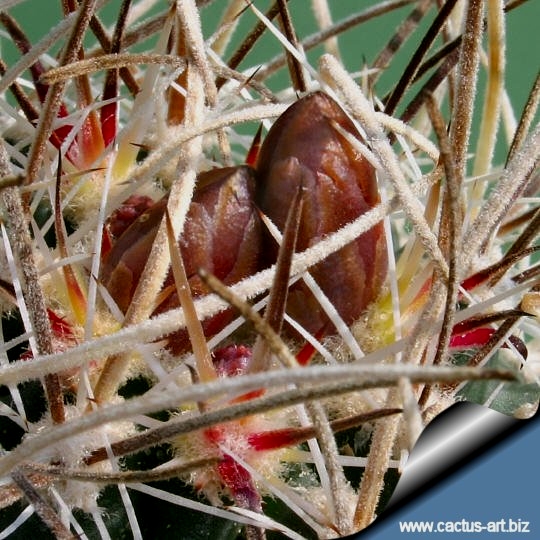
355, 401, 539, 537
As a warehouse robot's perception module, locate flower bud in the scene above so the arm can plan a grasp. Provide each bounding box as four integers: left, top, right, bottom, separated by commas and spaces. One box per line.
101, 166, 263, 354
256, 91, 387, 334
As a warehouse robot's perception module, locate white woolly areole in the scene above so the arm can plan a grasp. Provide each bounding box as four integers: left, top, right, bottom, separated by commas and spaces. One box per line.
25, 403, 136, 512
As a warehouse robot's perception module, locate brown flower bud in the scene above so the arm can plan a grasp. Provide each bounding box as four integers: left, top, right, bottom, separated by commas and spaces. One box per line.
101, 166, 263, 354
256, 91, 387, 334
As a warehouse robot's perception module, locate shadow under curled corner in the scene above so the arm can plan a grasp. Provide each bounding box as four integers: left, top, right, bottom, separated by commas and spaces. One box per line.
352, 401, 540, 538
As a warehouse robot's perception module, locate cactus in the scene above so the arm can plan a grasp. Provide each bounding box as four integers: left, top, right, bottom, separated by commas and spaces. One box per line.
0, 1, 538, 538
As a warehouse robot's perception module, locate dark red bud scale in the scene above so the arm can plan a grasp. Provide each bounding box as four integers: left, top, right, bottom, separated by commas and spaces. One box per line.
101, 166, 263, 354
255, 91, 387, 335
101, 196, 167, 314
106, 194, 156, 240
216, 454, 262, 512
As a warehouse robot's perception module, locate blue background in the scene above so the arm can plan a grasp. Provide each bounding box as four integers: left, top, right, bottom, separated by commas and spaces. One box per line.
357, 414, 539, 539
